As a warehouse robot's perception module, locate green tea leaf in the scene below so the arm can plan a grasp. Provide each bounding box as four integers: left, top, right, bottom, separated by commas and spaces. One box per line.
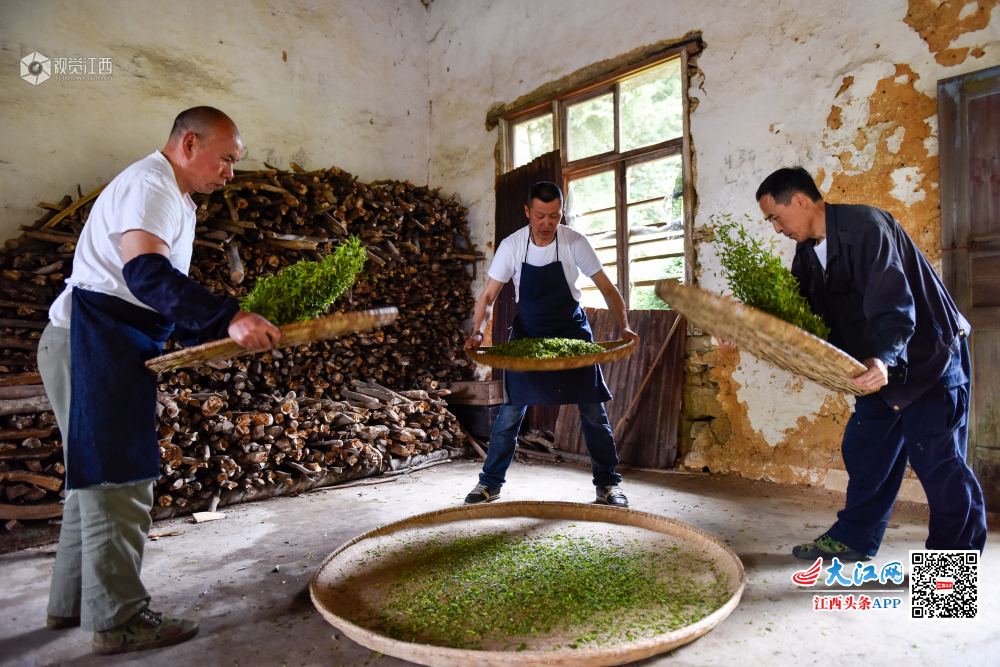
240, 235, 367, 325
712, 214, 830, 339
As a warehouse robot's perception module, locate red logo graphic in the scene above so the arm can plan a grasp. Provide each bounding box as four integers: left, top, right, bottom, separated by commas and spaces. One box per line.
792, 557, 823, 586
935, 578, 954, 595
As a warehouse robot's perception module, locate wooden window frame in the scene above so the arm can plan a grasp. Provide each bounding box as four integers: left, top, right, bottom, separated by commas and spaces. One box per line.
500, 43, 697, 309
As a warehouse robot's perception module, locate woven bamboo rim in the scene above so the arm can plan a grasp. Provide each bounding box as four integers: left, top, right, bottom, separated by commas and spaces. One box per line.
654, 279, 873, 395
146, 307, 399, 373
311, 501, 745, 667
467, 339, 635, 371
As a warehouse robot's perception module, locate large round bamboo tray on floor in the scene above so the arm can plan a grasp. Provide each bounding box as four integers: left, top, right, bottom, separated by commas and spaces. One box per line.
145, 306, 399, 373
311, 501, 745, 667
467, 339, 635, 371
654, 279, 873, 395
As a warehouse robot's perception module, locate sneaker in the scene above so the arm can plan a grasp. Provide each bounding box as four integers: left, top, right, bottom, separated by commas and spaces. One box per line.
596, 485, 628, 507
47, 614, 80, 630
92, 606, 198, 655
464, 483, 501, 504
792, 534, 870, 562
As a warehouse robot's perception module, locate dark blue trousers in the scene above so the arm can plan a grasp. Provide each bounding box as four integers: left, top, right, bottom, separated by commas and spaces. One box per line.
479, 403, 622, 489
827, 347, 987, 557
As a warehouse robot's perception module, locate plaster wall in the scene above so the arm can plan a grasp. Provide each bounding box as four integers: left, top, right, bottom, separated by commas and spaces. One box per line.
425, 0, 1000, 484
0, 0, 431, 239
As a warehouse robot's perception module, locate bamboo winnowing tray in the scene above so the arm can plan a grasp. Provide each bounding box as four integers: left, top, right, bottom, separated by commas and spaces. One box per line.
467, 339, 635, 371
146, 307, 398, 373
311, 501, 745, 667
654, 279, 873, 395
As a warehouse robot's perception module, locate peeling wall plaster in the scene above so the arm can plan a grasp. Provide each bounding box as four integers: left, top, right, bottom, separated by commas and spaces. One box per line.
426, 0, 1000, 484
0, 0, 431, 239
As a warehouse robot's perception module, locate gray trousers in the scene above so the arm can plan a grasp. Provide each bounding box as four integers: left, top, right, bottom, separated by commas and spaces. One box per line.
38, 324, 153, 632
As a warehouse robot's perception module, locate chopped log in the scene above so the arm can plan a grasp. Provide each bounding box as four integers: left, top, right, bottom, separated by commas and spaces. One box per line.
23, 229, 80, 244
0, 447, 60, 462
41, 183, 106, 229
0, 337, 39, 351
0, 396, 52, 417
0, 470, 62, 490
0, 373, 43, 387
224, 240, 245, 284
0, 385, 47, 400
0, 427, 53, 441
0, 502, 64, 520
0, 318, 48, 330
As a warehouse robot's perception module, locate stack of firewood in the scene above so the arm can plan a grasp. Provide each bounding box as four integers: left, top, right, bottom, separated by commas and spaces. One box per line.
0, 163, 481, 528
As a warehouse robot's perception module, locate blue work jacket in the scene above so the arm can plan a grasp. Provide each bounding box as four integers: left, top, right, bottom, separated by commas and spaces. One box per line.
791, 203, 970, 410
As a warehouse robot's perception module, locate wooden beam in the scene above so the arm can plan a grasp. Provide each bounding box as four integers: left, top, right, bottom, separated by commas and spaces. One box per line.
0, 503, 63, 520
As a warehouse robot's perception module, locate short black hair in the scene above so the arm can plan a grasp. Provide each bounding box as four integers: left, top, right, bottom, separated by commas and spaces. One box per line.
527, 181, 563, 209
169, 106, 236, 141
755, 167, 823, 204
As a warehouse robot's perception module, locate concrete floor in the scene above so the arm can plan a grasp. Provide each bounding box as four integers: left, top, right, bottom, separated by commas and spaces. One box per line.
0, 458, 997, 667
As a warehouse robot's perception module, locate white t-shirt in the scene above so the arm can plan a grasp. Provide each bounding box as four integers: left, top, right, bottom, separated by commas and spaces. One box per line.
488, 225, 604, 302
814, 238, 828, 271
49, 151, 197, 328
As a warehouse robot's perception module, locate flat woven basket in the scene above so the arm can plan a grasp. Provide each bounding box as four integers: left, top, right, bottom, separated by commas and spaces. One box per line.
146, 306, 398, 373
467, 339, 635, 371
310, 501, 745, 667
654, 279, 872, 395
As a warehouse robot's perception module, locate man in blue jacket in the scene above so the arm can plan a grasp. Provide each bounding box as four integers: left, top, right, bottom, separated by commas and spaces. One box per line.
755, 167, 986, 561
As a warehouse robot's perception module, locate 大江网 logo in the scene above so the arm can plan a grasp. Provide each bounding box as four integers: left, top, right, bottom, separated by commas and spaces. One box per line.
20, 52, 50, 85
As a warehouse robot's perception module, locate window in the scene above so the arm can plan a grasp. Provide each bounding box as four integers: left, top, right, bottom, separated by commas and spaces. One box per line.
503, 50, 693, 310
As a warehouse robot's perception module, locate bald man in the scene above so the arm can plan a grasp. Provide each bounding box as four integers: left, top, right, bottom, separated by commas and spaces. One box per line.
38, 107, 280, 654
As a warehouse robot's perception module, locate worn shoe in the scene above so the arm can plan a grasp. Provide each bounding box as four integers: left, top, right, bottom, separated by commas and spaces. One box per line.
47, 614, 80, 630
595, 485, 629, 507
92, 606, 199, 655
792, 534, 870, 562
464, 483, 501, 504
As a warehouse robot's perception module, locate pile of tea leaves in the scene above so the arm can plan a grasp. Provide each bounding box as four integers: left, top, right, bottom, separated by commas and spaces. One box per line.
347, 529, 730, 651
712, 214, 830, 339
486, 337, 606, 359
240, 235, 367, 325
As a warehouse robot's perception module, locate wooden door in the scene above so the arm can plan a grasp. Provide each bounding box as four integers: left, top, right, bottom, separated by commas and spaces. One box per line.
939, 65, 1000, 512
553, 308, 686, 468
493, 150, 563, 431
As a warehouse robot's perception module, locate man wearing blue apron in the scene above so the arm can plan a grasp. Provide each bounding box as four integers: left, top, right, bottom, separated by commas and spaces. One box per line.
38, 107, 281, 654
464, 182, 639, 506
756, 167, 986, 561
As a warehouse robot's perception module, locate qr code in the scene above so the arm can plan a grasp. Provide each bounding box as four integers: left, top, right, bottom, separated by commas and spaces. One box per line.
909, 550, 978, 619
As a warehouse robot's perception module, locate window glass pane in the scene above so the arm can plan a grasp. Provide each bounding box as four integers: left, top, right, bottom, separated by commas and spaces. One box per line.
567, 93, 615, 161
566, 171, 615, 221
627, 154, 683, 203
630, 285, 672, 310
512, 114, 554, 169
626, 156, 684, 249
576, 246, 616, 310
620, 58, 683, 152
579, 288, 608, 309
571, 210, 616, 236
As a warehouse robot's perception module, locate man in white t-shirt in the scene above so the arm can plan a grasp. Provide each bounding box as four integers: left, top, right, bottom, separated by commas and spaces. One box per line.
463, 182, 639, 507
38, 107, 280, 654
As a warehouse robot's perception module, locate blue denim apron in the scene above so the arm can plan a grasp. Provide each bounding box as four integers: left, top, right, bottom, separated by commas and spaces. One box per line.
504, 230, 612, 406
67, 289, 174, 489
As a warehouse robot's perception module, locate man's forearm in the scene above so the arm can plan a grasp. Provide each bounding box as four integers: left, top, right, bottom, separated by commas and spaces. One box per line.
473, 295, 494, 335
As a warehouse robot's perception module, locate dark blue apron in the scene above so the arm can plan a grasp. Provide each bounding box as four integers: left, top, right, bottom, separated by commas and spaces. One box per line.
67, 289, 174, 489
504, 229, 612, 406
